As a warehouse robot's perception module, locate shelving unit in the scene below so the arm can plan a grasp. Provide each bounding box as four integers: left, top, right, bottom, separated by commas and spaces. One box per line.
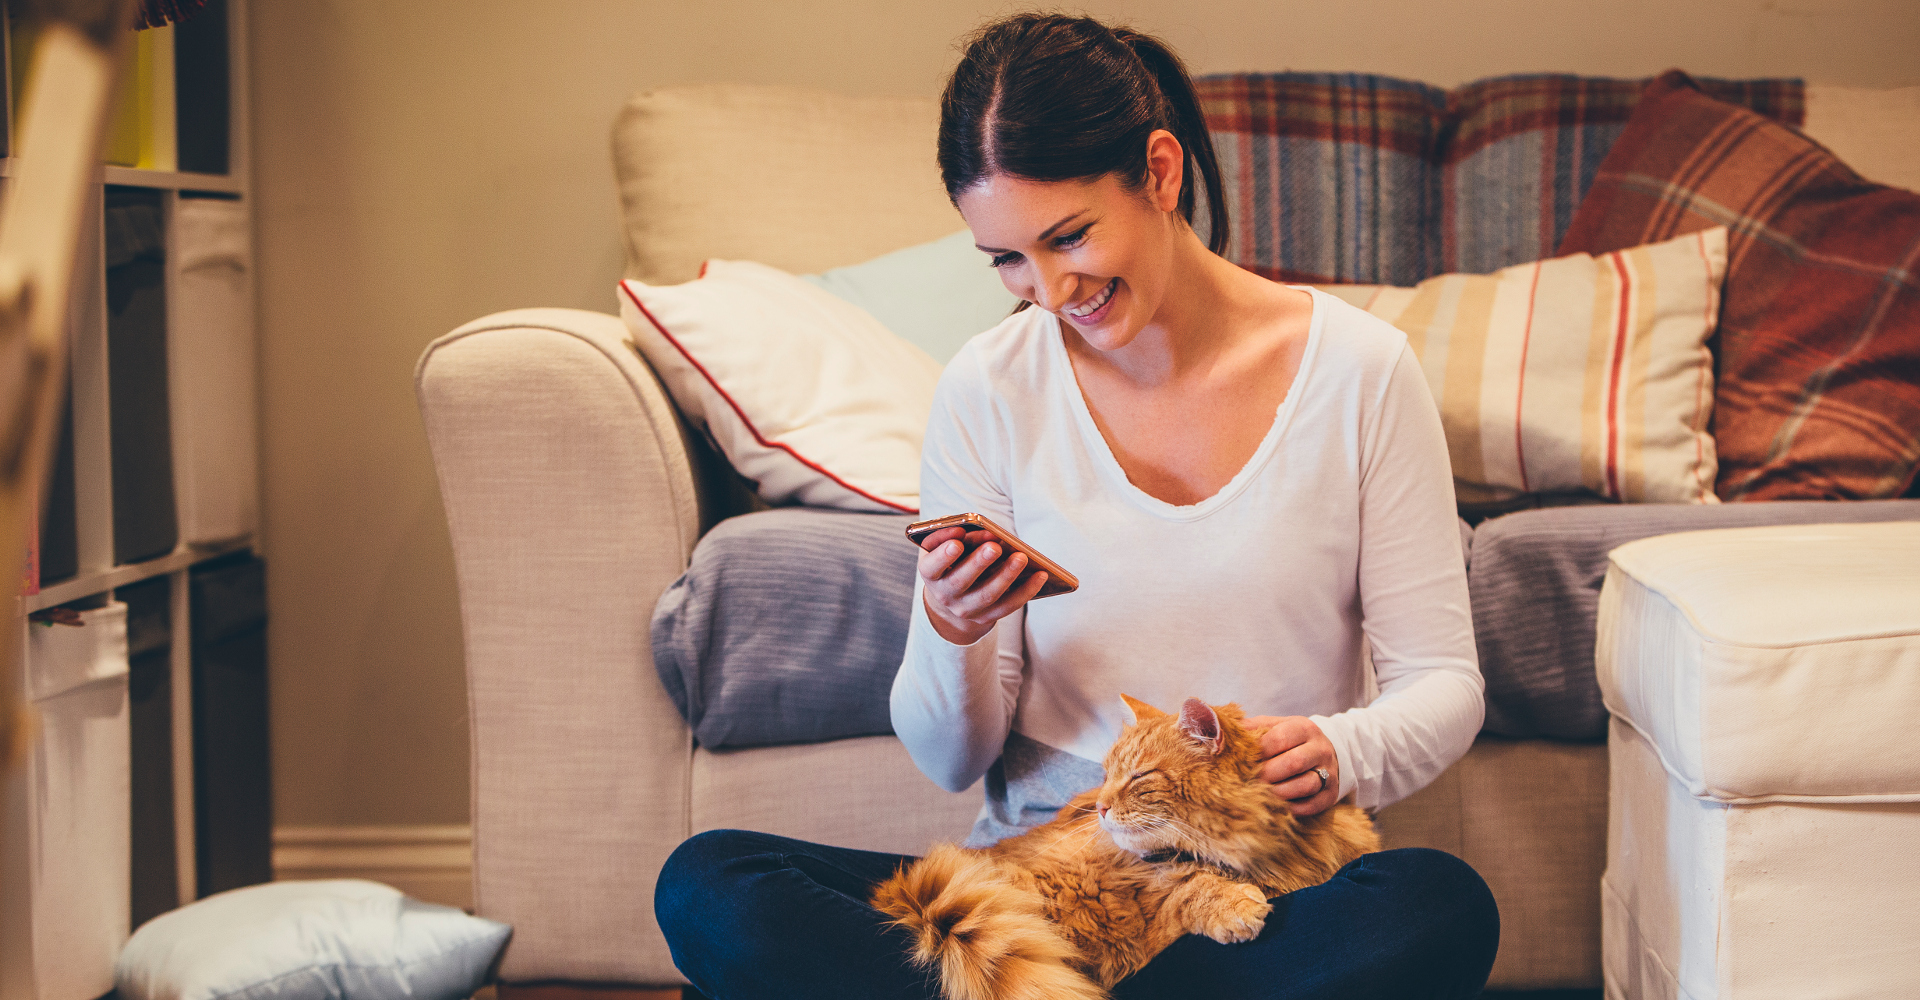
4, 4, 264, 997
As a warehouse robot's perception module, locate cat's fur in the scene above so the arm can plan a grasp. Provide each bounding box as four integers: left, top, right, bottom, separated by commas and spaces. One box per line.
871, 695, 1381, 1000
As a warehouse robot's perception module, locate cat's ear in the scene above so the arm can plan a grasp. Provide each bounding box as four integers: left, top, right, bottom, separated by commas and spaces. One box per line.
1177, 698, 1225, 756
1119, 693, 1167, 725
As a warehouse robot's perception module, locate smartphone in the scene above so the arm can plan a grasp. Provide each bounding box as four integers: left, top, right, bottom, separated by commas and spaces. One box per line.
905, 512, 1080, 599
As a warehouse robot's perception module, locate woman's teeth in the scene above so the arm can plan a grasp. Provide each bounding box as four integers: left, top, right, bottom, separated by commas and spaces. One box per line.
1067, 278, 1117, 318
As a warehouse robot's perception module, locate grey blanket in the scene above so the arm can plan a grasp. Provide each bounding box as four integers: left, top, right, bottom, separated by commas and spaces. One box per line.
653, 500, 1920, 748
651, 507, 918, 748
1471, 499, 1920, 740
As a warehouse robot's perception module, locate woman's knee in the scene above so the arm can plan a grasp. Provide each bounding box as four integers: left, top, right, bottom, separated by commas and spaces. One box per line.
655, 829, 775, 941
1368, 848, 1500, 977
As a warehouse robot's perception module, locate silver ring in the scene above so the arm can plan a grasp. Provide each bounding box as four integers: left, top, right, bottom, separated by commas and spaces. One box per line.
1312, 767, 1330, 794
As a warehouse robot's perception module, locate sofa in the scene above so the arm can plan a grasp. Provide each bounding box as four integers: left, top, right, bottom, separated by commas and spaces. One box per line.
416, 74, 1920, 991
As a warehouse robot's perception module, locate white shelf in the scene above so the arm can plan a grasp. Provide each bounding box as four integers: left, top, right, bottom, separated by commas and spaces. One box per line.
102, 165, 242, 194
0, 160, 240, 193
17, 535, 254, 614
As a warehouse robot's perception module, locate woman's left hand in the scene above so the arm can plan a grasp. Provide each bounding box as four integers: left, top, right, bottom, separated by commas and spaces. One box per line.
1244, 715, 1339, 816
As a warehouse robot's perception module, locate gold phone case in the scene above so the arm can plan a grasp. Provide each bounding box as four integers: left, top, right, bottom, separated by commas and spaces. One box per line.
905, 512, 1080, 598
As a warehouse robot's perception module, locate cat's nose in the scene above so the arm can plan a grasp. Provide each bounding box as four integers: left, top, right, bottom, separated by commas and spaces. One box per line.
1096, 802, 1109, 818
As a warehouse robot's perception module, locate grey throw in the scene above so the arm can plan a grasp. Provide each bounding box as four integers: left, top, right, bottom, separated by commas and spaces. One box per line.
651, 507, 918, 748
653, 500, 1920, 750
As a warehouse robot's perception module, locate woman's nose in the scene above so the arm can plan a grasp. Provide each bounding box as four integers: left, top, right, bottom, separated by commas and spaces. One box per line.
1028, 260, 1076, 312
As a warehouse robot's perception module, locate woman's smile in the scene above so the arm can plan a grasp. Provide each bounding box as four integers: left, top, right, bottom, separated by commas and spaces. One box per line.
1064, 278, 1120, 324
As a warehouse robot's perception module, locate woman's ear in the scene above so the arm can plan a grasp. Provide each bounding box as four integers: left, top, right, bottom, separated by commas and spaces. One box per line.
1144, 129, 1184, 213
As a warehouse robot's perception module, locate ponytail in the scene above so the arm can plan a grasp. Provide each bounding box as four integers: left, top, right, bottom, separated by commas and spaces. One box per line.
938, 14, 1230, 256
1111, 29, 1229, 255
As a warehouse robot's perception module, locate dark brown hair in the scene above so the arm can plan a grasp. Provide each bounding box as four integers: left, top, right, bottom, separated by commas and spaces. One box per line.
937, 13, 1229, 255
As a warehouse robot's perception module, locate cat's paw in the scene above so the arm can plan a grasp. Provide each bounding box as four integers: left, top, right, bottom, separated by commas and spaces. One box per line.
1196, 883, 1271, 944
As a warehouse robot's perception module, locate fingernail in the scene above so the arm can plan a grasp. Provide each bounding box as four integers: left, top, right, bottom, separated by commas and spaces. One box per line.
946, 542, 960, 555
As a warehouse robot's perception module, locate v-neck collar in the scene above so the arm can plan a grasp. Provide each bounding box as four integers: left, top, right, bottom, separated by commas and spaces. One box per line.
1047, 285, 1328, 522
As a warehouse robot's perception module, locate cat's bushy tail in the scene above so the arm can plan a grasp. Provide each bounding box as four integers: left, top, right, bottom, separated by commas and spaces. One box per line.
871, 844, 1105, 1000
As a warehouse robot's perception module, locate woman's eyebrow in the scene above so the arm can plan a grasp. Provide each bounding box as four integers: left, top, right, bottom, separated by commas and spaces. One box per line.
974, 210, 1091, 253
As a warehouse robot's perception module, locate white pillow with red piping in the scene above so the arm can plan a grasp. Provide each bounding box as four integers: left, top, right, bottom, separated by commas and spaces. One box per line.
619, 259, 941, 513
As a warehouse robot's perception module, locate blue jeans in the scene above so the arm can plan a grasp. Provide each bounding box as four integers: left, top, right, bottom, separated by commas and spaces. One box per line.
656, 830, 1499, 999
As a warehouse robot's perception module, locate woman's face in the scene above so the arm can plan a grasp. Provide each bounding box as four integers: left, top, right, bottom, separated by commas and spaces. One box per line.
955, 133, 1186, 352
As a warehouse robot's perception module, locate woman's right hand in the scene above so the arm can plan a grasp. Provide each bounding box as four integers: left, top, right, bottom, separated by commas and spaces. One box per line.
917, 526, 1050, 645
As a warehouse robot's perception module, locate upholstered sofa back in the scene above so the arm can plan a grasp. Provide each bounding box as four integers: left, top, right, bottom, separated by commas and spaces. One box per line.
611, 76, 1919, 287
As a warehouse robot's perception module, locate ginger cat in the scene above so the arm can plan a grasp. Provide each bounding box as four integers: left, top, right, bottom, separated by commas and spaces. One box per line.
871, 695, 1381, 1000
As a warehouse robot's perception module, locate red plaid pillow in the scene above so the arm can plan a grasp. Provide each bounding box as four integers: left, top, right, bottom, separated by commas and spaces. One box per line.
1559, 71, 1920, 500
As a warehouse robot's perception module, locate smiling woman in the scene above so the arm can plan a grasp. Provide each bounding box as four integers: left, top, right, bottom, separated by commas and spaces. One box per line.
654, 13, 1498, 1000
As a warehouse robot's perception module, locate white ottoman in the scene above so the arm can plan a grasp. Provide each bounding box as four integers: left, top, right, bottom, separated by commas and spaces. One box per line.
1595, 521, 1920, 1000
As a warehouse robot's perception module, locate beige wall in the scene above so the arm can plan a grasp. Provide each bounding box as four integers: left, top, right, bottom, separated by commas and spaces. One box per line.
251, 0, 1920, 827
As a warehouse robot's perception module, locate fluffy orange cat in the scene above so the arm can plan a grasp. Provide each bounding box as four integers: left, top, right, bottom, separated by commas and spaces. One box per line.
871, 695, 1381, 1000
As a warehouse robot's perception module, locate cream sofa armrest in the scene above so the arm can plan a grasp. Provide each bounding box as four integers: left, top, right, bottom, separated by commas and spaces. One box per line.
415, 308, 698, 984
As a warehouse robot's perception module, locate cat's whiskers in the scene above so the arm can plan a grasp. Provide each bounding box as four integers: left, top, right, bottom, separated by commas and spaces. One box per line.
1037, 813, 1108, 858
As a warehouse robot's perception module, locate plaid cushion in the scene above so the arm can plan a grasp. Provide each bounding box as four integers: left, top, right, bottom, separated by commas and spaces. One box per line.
1443, 74, 1802, 276
1196, 72, 1803, 285
1196, 73, 1447, 286
1558, 71, 1920, 501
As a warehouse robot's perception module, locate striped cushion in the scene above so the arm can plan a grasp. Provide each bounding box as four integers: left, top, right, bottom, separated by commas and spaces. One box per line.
1319, 228, 1727, 507
1196, 73, 1800, 286
1559, 71, 1920, 501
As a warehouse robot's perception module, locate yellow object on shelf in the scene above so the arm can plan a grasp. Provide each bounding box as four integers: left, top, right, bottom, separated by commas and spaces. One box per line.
104, 24, 174, 170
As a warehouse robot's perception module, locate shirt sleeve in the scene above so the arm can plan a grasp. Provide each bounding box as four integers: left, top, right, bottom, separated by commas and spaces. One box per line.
1309, 343, 1484, 809
890, 349, 1030, 793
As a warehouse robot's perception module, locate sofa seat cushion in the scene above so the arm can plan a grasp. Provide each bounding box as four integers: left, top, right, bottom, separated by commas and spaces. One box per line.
1599, 521, 1920, 802
652, 508, 918, 748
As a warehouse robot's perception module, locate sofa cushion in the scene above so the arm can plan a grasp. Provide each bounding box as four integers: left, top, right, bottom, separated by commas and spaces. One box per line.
619, 261, 941, 513
800, 230, 1019, 364
1441, 74, 1801, 276
652, 508, 919, 748
1471, 498, 1920, 741
612, 84, 963, 285
1559, 70, 1920, 502
1196, 73, 1450, 286
1194, 72, 1801, 286
1319, 228, 1727, 508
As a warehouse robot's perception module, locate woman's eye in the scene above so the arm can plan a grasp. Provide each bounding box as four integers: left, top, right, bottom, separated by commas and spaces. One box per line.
1053, 227, 1090, 250
989, 252, 1021, 268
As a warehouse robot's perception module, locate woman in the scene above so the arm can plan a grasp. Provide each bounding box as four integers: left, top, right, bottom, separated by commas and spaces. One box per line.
657, 14, 1498, 998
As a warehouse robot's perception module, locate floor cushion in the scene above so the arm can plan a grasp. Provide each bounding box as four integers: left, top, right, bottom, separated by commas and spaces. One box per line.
1596, 522, 1920, 997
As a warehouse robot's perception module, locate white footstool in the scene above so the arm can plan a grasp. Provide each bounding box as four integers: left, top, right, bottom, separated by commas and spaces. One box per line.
1595, 521, 1920, 1000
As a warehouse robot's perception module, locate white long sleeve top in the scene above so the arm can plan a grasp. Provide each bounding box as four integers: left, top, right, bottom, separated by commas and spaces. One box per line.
890, 288, 1483, 828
